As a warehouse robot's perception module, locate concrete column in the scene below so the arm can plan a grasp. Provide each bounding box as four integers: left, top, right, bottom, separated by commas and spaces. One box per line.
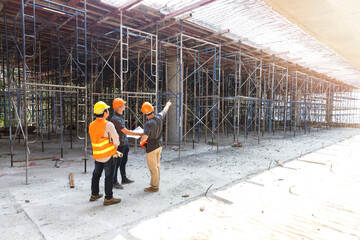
296, 88, 302, 126
326, 85, 334, 125
166, 56, 183, 144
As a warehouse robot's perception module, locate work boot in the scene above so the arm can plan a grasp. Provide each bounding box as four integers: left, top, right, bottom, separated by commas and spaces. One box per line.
113, 182, 124, 189
103, 197, 121, 206
122, 177, 134, 184
144, 186, 159, 192
89, 193, 103, 202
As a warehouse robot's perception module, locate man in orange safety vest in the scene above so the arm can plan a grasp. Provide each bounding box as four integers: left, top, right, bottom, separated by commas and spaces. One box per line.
89, 101, 122, 205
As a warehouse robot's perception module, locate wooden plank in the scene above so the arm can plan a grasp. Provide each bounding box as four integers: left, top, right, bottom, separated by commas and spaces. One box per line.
69, 173, 75, 188
13, 156, 56, 162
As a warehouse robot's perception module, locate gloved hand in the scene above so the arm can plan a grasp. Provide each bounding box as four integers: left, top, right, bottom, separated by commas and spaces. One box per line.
140, 141, 148, 148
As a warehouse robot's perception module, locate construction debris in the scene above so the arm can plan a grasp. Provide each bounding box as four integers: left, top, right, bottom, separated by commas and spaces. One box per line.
289, 185, 299, 196
205, 184, 213, 201
53, 158, 63, 168
171, 147, 186, 151
268, 159, 284, 170
69, 173, 75, 188
232, 142, 243, 147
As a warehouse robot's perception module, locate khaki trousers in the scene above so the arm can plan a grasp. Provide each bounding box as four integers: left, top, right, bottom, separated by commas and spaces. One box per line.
146, 147, 162, 188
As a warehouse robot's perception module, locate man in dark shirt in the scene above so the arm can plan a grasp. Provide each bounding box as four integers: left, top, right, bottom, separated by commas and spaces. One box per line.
111, 98, 143, 189
140, 100, 172, 192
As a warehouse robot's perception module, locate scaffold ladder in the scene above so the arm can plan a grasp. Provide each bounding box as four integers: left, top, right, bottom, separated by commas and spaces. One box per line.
76, 89, 86, 140
20, 0, 37, 58
121, 27, 129, 73
151, 35, 157, 77
76, 14, 86, 65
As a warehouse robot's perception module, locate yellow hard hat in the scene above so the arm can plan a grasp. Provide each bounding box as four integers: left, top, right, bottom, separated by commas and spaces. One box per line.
93, 101, 110, 114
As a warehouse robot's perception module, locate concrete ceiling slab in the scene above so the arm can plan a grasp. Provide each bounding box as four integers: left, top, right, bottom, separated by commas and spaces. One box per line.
262, 0, 360, 70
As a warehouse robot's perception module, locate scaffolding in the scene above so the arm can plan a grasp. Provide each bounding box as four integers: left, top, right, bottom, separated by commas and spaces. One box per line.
0, 0, 359, 184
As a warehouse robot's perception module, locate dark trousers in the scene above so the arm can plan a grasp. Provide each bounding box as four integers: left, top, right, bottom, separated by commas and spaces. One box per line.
113, 145, 129, 183
91, 157, 115, 200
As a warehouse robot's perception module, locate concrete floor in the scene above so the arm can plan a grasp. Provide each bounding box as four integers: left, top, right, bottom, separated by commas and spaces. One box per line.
0, 128, 359, 240
123, 134, 360, 240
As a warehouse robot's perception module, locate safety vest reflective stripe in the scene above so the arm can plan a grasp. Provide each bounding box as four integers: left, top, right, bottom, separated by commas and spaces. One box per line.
91, 139, 110, 147
92, 145, 116, 155
89, 119, 117, 160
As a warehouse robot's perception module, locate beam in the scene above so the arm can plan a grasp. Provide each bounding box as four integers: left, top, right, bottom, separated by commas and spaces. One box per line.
221, 40, 238, 47
139, 0, 216, 30
221, 37, 249, 47
67, 0, 81, 7
247, 47, 270, 54
203, 29, 230, 40
40, 0, 82, 27
157, 13, 192, 32
274, 50, 290, 56
164, 0, 215, 19
90, 0, 143, 26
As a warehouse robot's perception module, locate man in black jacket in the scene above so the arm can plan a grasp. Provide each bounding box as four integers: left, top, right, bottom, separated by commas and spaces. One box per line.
111, 98, 143, 189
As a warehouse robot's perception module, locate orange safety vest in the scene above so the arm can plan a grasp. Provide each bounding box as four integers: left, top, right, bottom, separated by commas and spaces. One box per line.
89, 119, 117, 160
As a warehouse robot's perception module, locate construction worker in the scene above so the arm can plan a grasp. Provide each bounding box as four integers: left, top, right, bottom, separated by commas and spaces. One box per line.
140, 100, 172, 192
89, 101, 122, 206
111, 98, 143, 189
